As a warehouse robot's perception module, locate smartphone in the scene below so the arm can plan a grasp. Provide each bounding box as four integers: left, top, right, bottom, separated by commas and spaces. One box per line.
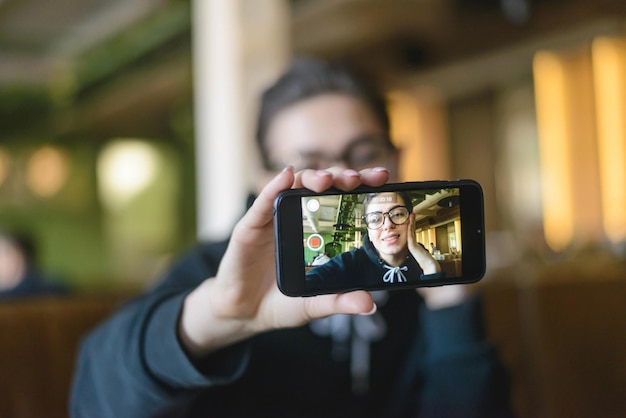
273, 179, 486, 297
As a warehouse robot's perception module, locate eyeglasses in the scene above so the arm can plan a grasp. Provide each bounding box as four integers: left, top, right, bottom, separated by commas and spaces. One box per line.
362, 206, 409, 230
271, 136, 394, 172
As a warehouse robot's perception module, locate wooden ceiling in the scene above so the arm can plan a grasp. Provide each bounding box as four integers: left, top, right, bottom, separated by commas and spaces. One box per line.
290, 0, 626, 84
1, 0, 625, 137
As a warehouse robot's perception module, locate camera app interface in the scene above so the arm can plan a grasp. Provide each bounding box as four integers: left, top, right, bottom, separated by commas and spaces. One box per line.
303, 188, 463, 289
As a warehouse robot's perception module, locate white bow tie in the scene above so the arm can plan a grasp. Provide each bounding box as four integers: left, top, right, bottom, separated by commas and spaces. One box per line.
382, 264, 408, 283
309, 291, 389, 395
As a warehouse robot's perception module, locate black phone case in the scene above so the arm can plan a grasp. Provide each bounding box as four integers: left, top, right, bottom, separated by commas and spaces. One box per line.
274, 180, 486, 297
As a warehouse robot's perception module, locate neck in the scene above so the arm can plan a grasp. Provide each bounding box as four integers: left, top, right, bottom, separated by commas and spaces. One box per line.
380, 248, 408, 267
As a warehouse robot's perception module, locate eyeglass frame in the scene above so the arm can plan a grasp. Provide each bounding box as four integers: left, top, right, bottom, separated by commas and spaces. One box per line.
362, 205, 410, 230
268, 135, 396, 172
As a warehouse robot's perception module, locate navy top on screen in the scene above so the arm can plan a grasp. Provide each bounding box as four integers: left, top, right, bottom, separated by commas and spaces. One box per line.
306, 234, 445, 292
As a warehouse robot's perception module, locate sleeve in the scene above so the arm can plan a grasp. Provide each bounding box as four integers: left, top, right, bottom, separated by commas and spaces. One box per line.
414, 295, 514, 418
70, 244, 250, 418
305, 251, 355, 284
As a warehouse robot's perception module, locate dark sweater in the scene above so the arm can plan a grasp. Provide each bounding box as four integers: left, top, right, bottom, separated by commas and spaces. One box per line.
306, 234, 445, 293
70, 240, 513, 418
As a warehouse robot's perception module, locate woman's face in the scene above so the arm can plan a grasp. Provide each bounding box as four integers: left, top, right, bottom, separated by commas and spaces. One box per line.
261, 93, 396, 182
364, 192, 410, 266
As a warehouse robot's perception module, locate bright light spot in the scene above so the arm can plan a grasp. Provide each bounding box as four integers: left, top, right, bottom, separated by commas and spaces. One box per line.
98, 140, 159, 210
533, 51, 574, 252
306, 198, 320, 212
26, 146, 69, 198
592, 37, 626, 244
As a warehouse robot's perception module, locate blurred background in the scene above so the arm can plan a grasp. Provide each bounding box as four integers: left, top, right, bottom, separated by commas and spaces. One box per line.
0, 0, 625, 417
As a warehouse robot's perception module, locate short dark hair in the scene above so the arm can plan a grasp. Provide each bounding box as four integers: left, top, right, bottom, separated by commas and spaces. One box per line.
256, 56, 392, 170
0, 230, 37, 264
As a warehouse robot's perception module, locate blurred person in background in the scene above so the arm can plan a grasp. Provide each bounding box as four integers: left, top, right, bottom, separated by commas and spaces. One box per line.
71, 57, 513, 418
0, 229, 69, 300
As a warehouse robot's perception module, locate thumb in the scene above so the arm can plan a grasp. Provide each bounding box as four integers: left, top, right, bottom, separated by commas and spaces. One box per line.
239, 166, 295, 231
303, 291, 376, 319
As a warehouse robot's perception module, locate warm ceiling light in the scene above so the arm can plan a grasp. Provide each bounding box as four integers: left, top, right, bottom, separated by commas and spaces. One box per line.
387, 90, 451, 181
592, 37, 626, 244
26, 146, 69, 198
533, 51, 575, 252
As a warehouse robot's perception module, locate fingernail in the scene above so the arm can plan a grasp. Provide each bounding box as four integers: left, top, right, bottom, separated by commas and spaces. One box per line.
359, 303, 378, 315
316, 170, 332, 177
373, 167, 389, 173
343, 169, 360, 177
282, 165, 294, 173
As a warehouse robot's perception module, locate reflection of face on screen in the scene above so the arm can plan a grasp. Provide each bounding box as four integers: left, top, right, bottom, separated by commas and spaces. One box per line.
302, 188, 463, 284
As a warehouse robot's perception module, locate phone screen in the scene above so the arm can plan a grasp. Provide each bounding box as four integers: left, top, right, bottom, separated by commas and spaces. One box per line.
274, 181, 485, 296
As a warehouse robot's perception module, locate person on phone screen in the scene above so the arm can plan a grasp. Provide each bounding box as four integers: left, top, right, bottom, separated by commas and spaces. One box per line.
71, 56, 513, 418
310, 252, 331, 266
306, 191, 445, 291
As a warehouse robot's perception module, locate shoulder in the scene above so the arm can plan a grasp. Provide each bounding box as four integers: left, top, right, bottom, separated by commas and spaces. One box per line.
336, 246, 370, 266
152, 239, 230, 291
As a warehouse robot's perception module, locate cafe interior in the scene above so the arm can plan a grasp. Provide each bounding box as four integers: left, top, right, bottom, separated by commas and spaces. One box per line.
303, 188, 463, 278
1, 0, 625, 416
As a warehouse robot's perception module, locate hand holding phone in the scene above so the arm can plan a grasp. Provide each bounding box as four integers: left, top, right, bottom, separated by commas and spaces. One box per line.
273, 180, 486, 297
179, 167, 387, 357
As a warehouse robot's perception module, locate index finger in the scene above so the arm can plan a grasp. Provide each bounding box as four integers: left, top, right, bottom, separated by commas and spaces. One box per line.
357, 167, 390, 187
294, 166, 390, 192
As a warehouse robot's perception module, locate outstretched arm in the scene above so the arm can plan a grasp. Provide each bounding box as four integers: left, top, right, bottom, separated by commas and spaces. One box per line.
178, 167, 387, 358
415, 296, 514, 418
71, 166, 390, 418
